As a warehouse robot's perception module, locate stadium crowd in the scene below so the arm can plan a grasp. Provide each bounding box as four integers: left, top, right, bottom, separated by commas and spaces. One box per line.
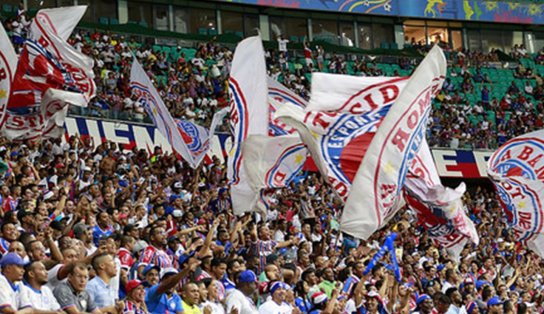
0, 10, 544, 314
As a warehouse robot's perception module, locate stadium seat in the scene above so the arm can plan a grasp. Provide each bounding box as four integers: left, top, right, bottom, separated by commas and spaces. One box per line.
2, 4, 12, 13
110, 18, 119, 25
99, 17, 109, 25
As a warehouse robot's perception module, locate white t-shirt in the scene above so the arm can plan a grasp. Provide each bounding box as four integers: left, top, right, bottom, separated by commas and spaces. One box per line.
278, 39, 289, 52
225, 289, 258, 314
0, 274, 30, 311
258, 300, 292, 314
46, 264, 67, 290
20, 284, 60, 311
201, 300, 226, 314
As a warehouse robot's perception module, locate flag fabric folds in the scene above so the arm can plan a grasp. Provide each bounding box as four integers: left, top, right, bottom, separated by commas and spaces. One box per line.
174, 107, 228, 168
341, 45, 446, 240
131, 58, 221, 169
276, 75, 408, 201
227, 36, 269, 214
405, 140, 479, 260
1, 6, 93, 140
0, 23, 17, 134
487, 130, 544, 258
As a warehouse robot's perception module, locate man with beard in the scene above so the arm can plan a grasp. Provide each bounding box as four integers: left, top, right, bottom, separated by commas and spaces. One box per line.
139, 226, 172, 273
20, 261, 61, 312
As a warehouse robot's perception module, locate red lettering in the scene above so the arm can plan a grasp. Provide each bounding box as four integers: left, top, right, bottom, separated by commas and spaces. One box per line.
391, 129, 409, 151
407, 110, 419, 129
349, 102, 362, 114
305, 112, 334, 129
11, 116, 24, 128
380, 184, 396, 200
528, 154, 543, 168
273, 171, 286, 186
518, 146, 534, 161
363, 93, 379, 111
380, 85, 399, 104
499, 149, 512, 162
518, 211, 532, 230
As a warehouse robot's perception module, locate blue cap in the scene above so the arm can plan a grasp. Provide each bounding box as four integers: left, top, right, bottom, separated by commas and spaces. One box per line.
416, 294, 431, 305
0, 253, 25, 267
238, 270, 257, 283
437, 264, 445, 272
487, 296, 503, 306
269, 281, 289, 295
142, 264, 160, 276
476, 280, 490, 290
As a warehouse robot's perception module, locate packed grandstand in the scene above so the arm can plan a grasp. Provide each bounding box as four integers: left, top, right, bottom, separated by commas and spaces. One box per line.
0, 1, 543, 314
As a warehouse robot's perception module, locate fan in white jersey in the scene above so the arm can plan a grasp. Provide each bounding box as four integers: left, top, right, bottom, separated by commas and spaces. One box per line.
20, 261, 61, 312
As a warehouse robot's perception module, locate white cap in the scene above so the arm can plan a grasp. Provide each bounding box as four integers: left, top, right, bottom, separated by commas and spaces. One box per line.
43, 191, 54, 200
160, 267, 178, 280
174, 182, 183, 189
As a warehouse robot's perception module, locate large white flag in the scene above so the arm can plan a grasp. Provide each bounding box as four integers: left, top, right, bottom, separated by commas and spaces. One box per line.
238, 78, 309, 215
130, 58, 204, 168
488, 130, 544, 258
0, 23, 17, 133
29, 6, 95, 102
227, 36, 268, 214
1, 6, 93, 140
341, 45, 446, 240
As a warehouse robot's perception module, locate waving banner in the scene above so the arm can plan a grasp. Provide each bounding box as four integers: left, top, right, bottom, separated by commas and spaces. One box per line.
238, 78, 309, 216
227, 36, 269, 214
2, 39, 87, 140
276, 75, 408, 201
131, 58, 207, 168
488, 130, 544, 257
174, 107, 228, 168
1, 6, 94, 140
29, 6, 95, 102
341, 46, 446, 240
404, 140, 479, 260
0, 23, 17, 134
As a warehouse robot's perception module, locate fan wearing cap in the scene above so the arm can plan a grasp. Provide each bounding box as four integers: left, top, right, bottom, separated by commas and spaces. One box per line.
258, 281, 292, 314
413, 294, 435, 314
145, 257, 200, 314
124, 280, 148, 314
487, 296, 503, 314
0, 253, 32, 313
225, 270, 259, 314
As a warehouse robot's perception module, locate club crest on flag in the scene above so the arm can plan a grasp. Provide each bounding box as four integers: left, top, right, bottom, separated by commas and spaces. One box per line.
316, 105, 391, 185
488, 139, 544, 237
177, 120, 204, 153
264, 143, 306, 187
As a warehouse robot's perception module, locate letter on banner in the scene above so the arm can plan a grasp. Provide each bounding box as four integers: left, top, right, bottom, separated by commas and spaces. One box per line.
341, 45, 446, 240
